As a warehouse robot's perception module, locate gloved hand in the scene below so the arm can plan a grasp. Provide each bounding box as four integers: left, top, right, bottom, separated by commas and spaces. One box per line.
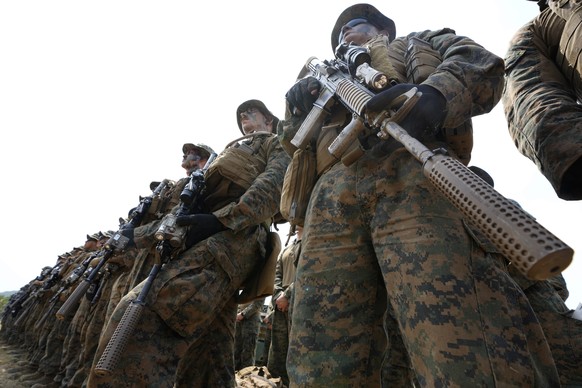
176, 214, 226, 249
366, 83, 447, 140
285, 76, 321, 116
108, 225, 135, 250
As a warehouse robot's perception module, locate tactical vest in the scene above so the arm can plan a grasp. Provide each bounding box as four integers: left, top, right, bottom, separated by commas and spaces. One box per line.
204, 132, 271, 212
379, 32, 474, 165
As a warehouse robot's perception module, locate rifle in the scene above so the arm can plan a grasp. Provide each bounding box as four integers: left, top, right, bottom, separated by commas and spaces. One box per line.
94, 153, 217, 376
51, 252, 95, 305
8, 266, 52, 318
11, 262, 63, 325
291, 54, 573, 281
56, 179, 171, 320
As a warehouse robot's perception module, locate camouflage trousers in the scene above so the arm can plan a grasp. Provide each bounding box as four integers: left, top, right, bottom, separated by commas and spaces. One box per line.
87, 226, 265, 387
235, 314, 261, 370
288, 147, 559, 387
68, 266, 129, 387
174, 298, 237, 387
267, 307, 291, 387
381, 302, 417, 387
523, 277, 582, 386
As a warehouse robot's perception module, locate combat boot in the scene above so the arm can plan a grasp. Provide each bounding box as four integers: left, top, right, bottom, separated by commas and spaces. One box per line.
5, 364, 32, 373
19, 370, 44, 382
31, 383, 60, 388
28, 375, 56, 387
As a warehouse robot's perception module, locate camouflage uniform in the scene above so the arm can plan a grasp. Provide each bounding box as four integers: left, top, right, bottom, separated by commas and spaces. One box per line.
235, 298, 266, 370
267, 236, 300, 387
510, 268, 582, 386
280, 4, 559, 387
503, 1, 582, 200
87, 127, 289, 387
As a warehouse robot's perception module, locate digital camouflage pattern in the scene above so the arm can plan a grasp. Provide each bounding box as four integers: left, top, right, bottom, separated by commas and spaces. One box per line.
281, 17, 560, 386
235, 298, 265, 370
87, 132, 289, 387
267, 237, 299, 387
502, 5, 582, 200
510, 269, 582, 386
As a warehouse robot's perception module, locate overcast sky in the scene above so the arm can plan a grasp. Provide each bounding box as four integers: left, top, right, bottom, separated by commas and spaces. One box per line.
1, 1, 580, 310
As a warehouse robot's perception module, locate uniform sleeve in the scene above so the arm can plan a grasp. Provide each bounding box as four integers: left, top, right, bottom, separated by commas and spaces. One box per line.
502, 11, 582, 199
417, 29, 505, 128
241, 299, 264, 317
213, 136, 290, 231
273, 255, 284, 298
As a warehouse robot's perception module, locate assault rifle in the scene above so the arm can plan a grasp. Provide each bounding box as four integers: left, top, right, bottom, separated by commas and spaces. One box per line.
56, 179, 171, 320
12, 262, 64, 327
291, 54, 573, 281
94, 152, 217, 376
8, 265, 52, 318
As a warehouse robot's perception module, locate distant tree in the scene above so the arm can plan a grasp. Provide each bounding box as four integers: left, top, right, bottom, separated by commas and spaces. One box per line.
0, 295, 8, 313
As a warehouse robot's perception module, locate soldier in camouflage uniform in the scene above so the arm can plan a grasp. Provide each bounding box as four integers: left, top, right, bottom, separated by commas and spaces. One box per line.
234, 298, 266, 370
503, 0, 582, 200
87, 99, 290, 387
280, 3, 559, 386
267, 226, 300, 388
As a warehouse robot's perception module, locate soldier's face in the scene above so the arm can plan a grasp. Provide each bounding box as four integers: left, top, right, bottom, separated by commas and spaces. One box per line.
339, 19, 379, 46
181, 151, 204, 175
240, 108, 271, 134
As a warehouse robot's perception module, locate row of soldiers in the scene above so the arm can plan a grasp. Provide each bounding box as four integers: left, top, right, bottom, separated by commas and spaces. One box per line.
0, 133, 293, 387
2, 1, 582, 386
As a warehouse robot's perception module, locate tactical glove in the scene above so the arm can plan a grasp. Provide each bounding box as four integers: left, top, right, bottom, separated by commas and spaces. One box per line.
176, 214, 226, 249
107, 225, 135, 250
366, 83, 447, 140
285, 76, 321, 116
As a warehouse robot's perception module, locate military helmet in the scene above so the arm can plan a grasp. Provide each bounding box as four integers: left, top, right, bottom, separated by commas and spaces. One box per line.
86, 232, 101, 242
182, 143, 215, 159
236, 99, 280, 135
331, 3, 396, 51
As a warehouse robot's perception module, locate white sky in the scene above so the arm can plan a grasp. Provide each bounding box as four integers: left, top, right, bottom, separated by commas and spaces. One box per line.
0, 1, 580, 310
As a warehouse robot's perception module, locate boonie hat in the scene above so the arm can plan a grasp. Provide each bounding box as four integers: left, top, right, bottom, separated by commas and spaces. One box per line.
236, 99, 280, 135
182, 143, 215, 159
331, 3, 396, 51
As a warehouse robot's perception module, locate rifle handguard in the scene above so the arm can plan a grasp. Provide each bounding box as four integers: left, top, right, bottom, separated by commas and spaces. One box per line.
380, 120, 573, 280
94, 302, 144, 376
56, 279, 90, 320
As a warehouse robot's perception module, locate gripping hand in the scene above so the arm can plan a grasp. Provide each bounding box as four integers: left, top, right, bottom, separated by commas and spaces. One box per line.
285, 76, 321, 116
176, 214, 226, 249
366, 83, 447, 139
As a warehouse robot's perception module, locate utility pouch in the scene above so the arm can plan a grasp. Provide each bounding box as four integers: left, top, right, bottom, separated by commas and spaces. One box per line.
236, 231, 282, 304
280, 148, 318, 228
405, 36, 442, 84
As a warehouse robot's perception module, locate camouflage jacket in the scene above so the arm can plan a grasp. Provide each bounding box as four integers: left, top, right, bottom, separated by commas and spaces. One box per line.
502, 7, 582, 199
279, 28, 504, 166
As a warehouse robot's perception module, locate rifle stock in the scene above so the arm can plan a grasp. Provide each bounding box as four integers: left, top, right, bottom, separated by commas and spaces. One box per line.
300, 56, 573, 280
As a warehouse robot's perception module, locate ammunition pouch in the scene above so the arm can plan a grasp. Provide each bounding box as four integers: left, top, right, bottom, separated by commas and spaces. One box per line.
236, 231, 282, 304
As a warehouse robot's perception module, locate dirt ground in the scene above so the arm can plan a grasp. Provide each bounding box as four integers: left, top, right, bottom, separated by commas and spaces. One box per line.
0, 341, 31, 388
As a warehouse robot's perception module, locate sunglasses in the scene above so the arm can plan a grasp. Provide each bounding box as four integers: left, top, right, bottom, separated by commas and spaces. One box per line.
338, 18, 370, 43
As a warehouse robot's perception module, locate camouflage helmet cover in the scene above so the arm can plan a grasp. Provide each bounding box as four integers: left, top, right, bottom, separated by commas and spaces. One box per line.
331, 3, 396, 51
236, 99, 280, 135
86, 232, 101, 242
182, 143, 215, 159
